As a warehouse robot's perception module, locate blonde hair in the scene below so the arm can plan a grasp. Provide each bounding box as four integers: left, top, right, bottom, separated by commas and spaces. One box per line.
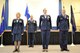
16, 12, 21, 17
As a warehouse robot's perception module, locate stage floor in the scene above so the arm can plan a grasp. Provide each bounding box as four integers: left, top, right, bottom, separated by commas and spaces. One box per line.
0, 45, 80, 53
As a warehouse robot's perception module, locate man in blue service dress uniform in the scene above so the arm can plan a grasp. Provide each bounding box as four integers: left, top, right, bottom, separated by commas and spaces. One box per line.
39, 8, 52, 52
26, 15, 37, 47
57, 10, 69, 51
12, 13, 24, 52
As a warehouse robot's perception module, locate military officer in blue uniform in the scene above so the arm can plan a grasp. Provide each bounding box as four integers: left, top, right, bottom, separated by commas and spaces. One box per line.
39, 8, 52, 52
12, 13, 24, 52
57, 10, 69, 51
26, 15, 37, 47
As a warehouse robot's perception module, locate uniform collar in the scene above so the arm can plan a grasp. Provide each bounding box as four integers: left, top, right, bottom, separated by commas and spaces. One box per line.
43, 15, 47, 18
61, 14, 67, 18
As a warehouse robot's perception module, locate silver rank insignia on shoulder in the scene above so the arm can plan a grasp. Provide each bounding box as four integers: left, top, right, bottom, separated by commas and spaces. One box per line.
47, 16, 50, 19
19, 20, 22, 23
67, 17, 69, 19
60, 18, 63, 20
14, 20, 16, 23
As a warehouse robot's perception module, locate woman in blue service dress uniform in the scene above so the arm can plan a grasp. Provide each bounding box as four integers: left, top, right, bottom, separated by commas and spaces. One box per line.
12, 13, 24, 52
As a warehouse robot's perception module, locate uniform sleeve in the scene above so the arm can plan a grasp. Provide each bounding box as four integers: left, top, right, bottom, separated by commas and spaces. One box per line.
21, 20, 24, 33
49, 15, 52, 29
39, 15, 42, 29
12, 20, 14, 32
34, 20, 37, 31
67, 15, 69, 29
57, 16, 60, 29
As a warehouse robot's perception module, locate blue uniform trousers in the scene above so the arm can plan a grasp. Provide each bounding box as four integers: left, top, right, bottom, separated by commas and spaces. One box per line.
28, 33, 35, 46
59, 30, 68, 49
41, 30, 50, 49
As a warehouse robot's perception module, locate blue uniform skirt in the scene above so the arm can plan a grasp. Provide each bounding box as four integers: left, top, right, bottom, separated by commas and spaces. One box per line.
13, 34, 22, 41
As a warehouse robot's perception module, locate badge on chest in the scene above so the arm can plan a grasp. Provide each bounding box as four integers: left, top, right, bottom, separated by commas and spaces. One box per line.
60, 17, 63, 20
19, 20, 22, 23
42, 15, 50, 20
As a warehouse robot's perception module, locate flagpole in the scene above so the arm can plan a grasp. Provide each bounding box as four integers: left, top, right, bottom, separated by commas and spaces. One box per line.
26, 20, 28, 46
0, 31, 4, 47
70, 5, 76, 46
71, 28, 75, 46
25, 5, 30, 46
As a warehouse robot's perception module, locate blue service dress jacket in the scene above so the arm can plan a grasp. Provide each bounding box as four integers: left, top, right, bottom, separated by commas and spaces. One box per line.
12, 19, 24, 34
26, 20, 37, 33
39, 15, 52, 30
57, 15, 69, 30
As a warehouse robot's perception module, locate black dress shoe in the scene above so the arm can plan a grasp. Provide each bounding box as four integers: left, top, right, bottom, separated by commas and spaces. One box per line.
42, 49, 45, 52
29, 45, 32, 47
29, 45, 34, 48
61, 49, 64, 51
31, 45, 34, 47
64, 49, 69, 51
13, 49, 18, 52
45, 49, 48, 52
17, 49, 20, 52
